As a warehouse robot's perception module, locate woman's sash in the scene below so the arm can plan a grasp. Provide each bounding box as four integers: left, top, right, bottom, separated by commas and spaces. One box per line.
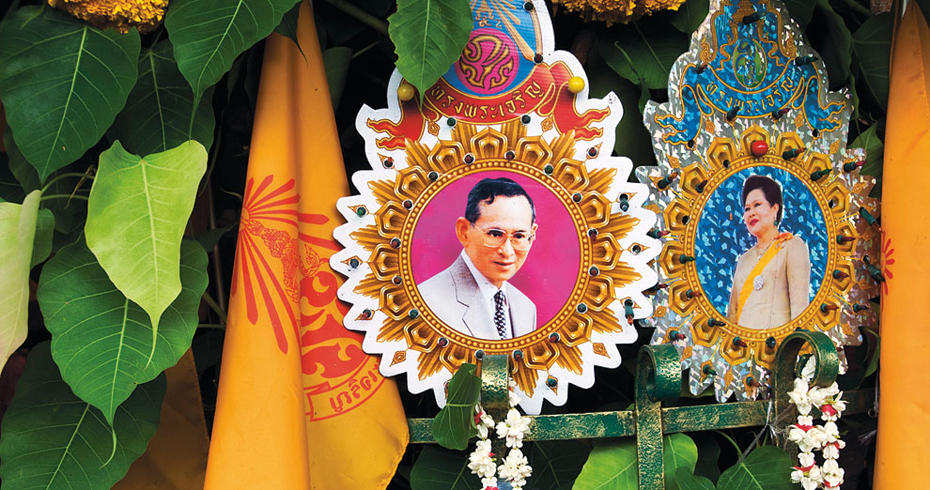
735, 233, 793, 323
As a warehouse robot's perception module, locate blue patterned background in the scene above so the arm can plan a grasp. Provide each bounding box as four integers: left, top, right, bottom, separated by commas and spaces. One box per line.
695, 167, 827, 317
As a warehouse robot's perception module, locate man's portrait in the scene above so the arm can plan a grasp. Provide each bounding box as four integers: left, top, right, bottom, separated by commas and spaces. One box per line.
417, 177, 539, 340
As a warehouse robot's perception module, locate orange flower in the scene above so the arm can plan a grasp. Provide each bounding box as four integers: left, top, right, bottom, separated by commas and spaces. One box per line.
48, 0, 168, 33
552, 0, 686, 25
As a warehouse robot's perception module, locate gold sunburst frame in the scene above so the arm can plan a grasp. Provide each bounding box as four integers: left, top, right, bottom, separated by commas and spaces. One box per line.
339, 120, 651, 402
658, 126, 860, 369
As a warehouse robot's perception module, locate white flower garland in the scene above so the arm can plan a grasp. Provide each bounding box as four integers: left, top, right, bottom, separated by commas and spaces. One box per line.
787, 358, 847, 490
468, 380, 533, 490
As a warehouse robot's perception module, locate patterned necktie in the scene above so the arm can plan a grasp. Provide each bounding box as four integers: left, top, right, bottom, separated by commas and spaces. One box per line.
493, 290, 508, 339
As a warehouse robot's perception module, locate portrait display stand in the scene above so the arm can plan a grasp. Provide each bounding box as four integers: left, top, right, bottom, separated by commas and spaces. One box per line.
330, 0, 878, 487
332, 0, 657, 413
637, 0, 881, 402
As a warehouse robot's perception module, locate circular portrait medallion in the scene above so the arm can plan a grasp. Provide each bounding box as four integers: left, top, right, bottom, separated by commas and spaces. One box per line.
333, 121, 658, 412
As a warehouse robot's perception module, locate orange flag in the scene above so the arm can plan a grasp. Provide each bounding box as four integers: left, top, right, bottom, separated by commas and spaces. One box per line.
874, 2, 930, 487
203, 3, 408, 488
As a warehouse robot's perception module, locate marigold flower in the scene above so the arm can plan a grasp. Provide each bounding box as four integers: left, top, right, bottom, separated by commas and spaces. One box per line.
48, 0, 168, 33
552, 0, 686, 25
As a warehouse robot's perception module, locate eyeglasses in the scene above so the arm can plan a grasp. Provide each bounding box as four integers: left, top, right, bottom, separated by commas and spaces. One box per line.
471, 224, 536, 250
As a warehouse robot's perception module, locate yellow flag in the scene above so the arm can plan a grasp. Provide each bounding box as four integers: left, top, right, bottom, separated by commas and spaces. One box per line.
114, 351, 209, 490
875, 2, 930, 487
203, 3, 408, 488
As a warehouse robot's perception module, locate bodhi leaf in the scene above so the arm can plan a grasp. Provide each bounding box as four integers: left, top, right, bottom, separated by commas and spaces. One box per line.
852, 13, 893, 111
665, 433, 699, 489
165, 0, 301, 101
0, 6, 140, 181
431, 362, 480, 450
85, 140, 207, 355
600, 20, 689, 90
670, 0, 709, 34
675, 468, 716, 490
526, 440, 589, 490
573, 439, 638, 489
0, 190, 40, 369
852, 125, 884, 198
31, 208, 55, 268
37, 239, 207, 425
716, 445, 793, 490
110, 41, 216, 156
0, 342, 165, 490
388, 0, 473, 100
410, 445, 481, 490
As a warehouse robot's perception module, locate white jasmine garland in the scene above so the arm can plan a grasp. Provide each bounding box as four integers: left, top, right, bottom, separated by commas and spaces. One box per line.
467, 380, 533, 490
786, 358, 846, 489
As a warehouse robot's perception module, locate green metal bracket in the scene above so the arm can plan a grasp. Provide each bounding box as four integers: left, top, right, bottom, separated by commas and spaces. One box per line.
407, 331, 872, 489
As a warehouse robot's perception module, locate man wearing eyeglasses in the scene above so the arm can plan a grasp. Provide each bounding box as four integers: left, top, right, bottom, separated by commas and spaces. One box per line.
418, 177, 538, 340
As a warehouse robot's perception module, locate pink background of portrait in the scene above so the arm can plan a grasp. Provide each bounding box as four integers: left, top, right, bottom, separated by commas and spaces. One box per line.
411, 171, 581, 326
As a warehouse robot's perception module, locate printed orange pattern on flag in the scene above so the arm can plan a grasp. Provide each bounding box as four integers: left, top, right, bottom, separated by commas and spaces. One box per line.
204, 2, 408, 488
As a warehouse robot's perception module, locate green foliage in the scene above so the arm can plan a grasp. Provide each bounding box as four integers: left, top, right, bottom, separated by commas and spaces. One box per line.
715, 446, 794, 490
675, 467, 717, 490
0, 190, 41, 367
431, 362, 480, 450
573, 439, 638, 489
0, 6, 140, 181
275, 2, 304, 54
808, 0, 852, 89
85, 140, 207, 341
670, 0, 709, 34
853, 13, 893, 111
0, 342, 165, 490
32, 208, 55, 268
527, 440, 589, 490
388, 0, 473, 100
665, 433, 699, 489
110, 41, 216, 156
410, 445, 481, 490
165, 0, 301, 101
38, 239, 207, 425
324, 47, 353, 110
599, 20, 689, 90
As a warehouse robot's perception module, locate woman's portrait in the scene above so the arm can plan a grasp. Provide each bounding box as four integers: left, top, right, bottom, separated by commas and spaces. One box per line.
695, 168, 827, 330
725, 175, 811, 329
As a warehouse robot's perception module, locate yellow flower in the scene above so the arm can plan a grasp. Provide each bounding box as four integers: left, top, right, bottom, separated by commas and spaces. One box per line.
553, 0, 686, 25
48, 0, 168, 33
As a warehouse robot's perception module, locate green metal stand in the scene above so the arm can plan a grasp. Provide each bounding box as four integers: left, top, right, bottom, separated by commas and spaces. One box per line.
408, 331, 874, 488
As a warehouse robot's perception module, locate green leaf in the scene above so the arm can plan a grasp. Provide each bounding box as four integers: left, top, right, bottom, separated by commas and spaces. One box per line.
715, 446, 793, 490
388, 0, 473, 100
670, 0, 709, 34
0, 152, 26, 203
165, 0, 301, 100
324, 47, 353, 111
852, 12, 893, 111
85, 140, 207, 349
851, 124, 884, 198
431, 362, 480, 450
0, 190, 40, 368
0, 342, 165, 490
600, 21, 689, 90
0, 6, 140, 181
194, 223, 237, 251
676, 467, 717, 490
37, 239, 207, 425
4, 126, 41, 193
110, 41, 216, 156
275, 2, 304, 55
31, 208, 54, 268
665, 433, 699, 489
410, 445, 481, 490
527, 440, 590, 490
573, 439, 638, 489
808, 0, 852, 89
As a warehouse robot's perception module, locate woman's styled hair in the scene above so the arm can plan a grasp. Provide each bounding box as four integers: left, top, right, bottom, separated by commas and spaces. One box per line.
741, 174, 784, 224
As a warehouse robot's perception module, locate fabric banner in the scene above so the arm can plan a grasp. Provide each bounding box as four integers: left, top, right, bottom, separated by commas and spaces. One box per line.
874, 1, 930, 487
203, 2, 408, 488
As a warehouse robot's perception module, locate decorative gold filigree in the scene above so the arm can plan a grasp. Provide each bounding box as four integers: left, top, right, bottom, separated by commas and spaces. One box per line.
350, 121, 641, 396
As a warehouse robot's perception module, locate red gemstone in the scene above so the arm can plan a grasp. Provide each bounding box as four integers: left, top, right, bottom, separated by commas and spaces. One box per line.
751, 140, 769, 157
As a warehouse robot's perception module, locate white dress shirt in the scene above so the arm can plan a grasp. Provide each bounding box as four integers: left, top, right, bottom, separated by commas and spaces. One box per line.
459, 250, 514, 339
